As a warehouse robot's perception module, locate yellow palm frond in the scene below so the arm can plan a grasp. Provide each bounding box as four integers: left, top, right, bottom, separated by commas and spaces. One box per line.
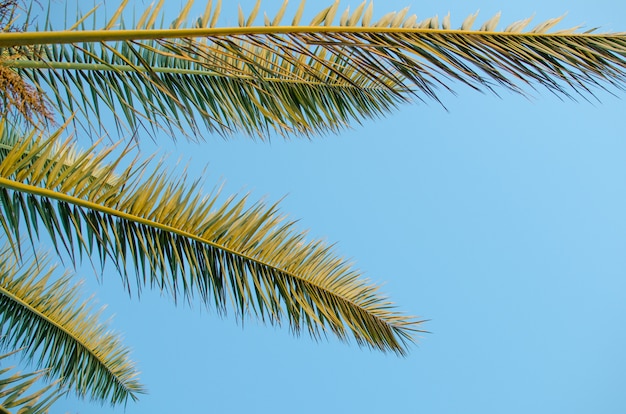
0, 246, 145, 405
0, 1, 624, 139
0, 350, 65, 414
0, 120, 424, 355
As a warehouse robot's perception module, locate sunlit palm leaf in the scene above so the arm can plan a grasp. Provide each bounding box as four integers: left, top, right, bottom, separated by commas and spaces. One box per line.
0, 1, 624, 139
0, 245, 145, 405
0, 117, 133, 260
0, 120, 422, 355
0, 350, 64, 414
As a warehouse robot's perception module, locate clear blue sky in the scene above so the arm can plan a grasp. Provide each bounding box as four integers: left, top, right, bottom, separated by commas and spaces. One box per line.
42, 1, 626, 413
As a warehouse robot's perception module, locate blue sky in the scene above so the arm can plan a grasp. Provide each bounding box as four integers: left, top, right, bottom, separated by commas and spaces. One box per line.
38, 1, 626, 413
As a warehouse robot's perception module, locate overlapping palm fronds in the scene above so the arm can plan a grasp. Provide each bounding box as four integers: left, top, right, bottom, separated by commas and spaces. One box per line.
0, 2, 624, 410
0, 350, 64, 414
1, 0, 625, 140
0, 120, 422, 355
0, 244, 144, 405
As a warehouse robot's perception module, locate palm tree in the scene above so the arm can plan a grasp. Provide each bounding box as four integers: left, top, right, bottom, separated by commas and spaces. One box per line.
0, 0, 624, 411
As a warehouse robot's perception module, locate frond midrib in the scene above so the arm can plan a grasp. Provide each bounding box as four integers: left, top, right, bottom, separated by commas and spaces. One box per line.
2, 60, 395, 89
0, 176, 409, 335
0, 279, 132, 395
0, 26, 623, 48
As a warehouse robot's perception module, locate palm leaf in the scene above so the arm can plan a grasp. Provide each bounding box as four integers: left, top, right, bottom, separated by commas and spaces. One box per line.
0, 245, 145, 405
0, 1, 624, 139
0, 350, 64, 414
0, 117, 132, 259
0, 120, 423, 355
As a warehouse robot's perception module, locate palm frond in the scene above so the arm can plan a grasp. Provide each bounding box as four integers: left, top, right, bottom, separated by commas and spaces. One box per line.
0, 350, 65, 414
0, 119, 423, 355
0, 117, 130, 259
0, 1, 624, 139
0, 245, 145, 405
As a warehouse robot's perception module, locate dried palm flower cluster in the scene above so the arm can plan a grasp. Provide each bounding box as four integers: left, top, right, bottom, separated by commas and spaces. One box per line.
0, 0, 51, 123
0, 61, 51, 122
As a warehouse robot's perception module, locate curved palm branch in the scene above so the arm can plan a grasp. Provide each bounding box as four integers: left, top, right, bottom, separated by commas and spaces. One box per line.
0, 120, 423, 355
0, 118, 125, 255
0, 350, 64, 414
0, 245, 145, 405
0, 1, 625, 139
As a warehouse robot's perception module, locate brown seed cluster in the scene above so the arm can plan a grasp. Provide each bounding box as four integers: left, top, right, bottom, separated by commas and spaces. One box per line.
1, 0, 52, 125
0, 58, 53, 124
